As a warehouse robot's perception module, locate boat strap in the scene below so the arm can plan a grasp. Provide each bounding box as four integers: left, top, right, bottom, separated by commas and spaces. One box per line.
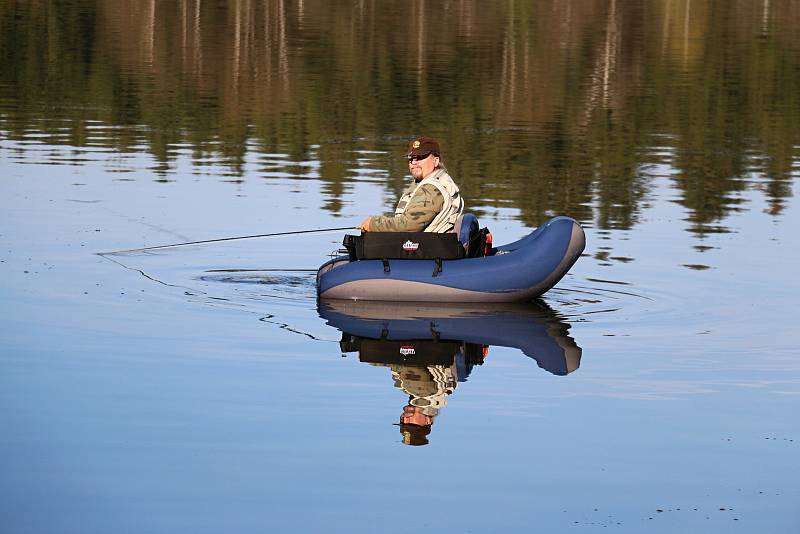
432, 258, 443, 277
429, 324, 441, 342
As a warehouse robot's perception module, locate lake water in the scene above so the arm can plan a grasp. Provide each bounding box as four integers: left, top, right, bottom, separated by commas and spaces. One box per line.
1, 1, 799, 532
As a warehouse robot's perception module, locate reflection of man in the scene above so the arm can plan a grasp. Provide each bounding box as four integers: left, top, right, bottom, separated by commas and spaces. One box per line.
394, 364, 456, 446
372, 348, 478, 446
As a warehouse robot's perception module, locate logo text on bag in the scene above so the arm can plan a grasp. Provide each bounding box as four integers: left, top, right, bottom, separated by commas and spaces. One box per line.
402, 240, 420, 251
399, 345, 416, 356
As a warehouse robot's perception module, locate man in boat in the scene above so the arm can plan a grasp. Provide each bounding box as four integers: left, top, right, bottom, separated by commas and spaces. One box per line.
358, 136, 464, 233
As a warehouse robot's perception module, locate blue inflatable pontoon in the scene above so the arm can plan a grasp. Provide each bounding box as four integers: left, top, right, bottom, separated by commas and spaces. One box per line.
317, 215, 585, 302
318, 299, 582, 376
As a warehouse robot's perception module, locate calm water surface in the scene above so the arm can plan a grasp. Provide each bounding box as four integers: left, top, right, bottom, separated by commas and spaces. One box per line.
1, 1, 799, 532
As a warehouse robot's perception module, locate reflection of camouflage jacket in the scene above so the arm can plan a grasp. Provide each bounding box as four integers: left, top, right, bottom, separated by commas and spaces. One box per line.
370, 363, 457, 417
368, 169, 463, 232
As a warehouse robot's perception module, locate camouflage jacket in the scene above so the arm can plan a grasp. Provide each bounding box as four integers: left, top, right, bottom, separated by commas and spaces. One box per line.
367, 169, 462, 232
367, 182, 445, 232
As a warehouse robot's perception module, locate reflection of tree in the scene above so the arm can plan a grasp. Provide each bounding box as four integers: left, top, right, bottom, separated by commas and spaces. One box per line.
0, 0, 797, 232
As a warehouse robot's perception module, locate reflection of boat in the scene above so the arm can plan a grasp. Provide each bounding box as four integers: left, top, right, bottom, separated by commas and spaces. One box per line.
318, 299, 582, 376
320, 300, 581, 446
317, 216, 585, 302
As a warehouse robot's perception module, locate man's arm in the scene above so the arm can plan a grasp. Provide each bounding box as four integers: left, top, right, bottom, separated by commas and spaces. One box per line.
364, 185, 445, 232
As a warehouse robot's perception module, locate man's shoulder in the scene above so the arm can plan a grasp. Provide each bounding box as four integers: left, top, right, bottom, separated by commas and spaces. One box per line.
418, 182, 443, 193
415, 183, 445, 203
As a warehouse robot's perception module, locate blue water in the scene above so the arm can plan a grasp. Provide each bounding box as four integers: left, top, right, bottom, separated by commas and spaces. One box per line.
1, 138, 798, 533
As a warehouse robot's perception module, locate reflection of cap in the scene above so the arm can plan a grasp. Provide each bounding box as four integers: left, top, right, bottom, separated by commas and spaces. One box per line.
400, 423, 431, 446
407, 136, 440, 157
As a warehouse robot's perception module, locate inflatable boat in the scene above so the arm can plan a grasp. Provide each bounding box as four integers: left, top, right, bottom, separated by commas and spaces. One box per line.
318, 299, 582, 376
316, 215, 585, 302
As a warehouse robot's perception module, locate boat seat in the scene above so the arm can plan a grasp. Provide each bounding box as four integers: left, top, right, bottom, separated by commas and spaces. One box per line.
452, 213, 478, 251
452, 213, 490, 257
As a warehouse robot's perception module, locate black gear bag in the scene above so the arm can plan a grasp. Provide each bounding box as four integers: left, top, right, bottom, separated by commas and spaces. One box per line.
342, 232, 466, 261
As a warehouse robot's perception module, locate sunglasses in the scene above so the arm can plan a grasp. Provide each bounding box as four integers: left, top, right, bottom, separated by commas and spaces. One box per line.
407, 153, 432, 163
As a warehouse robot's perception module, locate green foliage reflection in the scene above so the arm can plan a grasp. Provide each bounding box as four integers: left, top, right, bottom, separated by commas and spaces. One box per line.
0, 0, 797, 232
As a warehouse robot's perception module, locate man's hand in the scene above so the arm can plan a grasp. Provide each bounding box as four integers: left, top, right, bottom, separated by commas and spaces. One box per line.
357, 217, 371, 232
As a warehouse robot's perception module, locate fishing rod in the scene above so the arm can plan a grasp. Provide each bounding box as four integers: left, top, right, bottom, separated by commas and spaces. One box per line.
205, 268, 318, 272
98, 225, 355, 255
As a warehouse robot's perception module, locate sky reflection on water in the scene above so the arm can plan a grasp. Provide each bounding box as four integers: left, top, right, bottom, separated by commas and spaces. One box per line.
2, 137, 798, 531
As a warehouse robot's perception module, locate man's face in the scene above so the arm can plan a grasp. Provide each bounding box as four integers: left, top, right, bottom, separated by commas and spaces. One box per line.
408, 153, 438, 181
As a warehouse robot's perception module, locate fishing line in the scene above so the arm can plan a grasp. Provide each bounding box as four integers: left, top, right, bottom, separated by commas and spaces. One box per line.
98, 252, 207, 295
97, 225, 355, 256
258, 315, 337, 342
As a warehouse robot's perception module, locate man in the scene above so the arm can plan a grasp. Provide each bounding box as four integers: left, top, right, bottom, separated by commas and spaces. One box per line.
358, 136, 464, 233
